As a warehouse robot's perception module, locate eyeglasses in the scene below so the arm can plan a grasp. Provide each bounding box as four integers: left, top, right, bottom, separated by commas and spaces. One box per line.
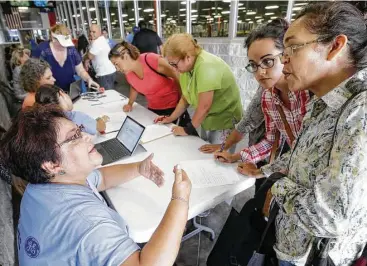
245, 54, 281, 73
169, 59, 181, 69
280, 39, 324, 61
58, 125, 85, 146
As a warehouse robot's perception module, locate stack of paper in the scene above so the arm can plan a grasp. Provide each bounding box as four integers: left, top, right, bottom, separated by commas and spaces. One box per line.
179, 159, 241, 188
140, 124, 173, 144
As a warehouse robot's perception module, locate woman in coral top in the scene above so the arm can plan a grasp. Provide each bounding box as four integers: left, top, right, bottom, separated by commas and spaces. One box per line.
109, 41, 188, 125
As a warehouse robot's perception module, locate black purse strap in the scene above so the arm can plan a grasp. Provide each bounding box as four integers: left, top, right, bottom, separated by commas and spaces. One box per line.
144, 53, 168, 78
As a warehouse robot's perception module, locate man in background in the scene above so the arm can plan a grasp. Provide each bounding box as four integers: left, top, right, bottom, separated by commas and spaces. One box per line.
102, 28, 117, 49
126, 26, 139, 43
88, 24, 116, 90
132, 21, 163, 54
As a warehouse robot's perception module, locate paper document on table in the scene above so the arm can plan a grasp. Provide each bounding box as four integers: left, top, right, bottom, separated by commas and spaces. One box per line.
180, 159, 241, 188
140, 124, 173, 144
105, 112, 126, 133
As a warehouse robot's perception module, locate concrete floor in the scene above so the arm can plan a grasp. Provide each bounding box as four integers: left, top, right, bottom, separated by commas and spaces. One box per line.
114, 73, 255, 266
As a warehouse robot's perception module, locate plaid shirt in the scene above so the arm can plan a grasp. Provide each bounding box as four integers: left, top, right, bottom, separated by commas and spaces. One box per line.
240, 88, 310, 164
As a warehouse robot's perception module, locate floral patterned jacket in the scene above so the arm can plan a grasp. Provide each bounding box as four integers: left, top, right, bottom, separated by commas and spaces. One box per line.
261, 69, 367, 265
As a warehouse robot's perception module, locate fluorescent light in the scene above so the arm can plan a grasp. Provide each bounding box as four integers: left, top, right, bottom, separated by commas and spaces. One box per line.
238, 7, 246, 10
121, 14, 128, 17
84, 22, 88, 25
143, 8, 154, 13
180, 14, 186, 17
249, 21, 254, 24
89, 8, 95, 11
161, 14, 167, 17
265, 5, 279, 9
111, 13, 115, 15
237, 20, 242, 23
256, 19, 263, 23
293, 7, 302, 11
129, 18, 134, 21
63, 19, 67, 21
132, 8, 142, 11
112, 22, 116, 25
191, 9, 197, 13
268, 20, 272, 23
180, 8, 186, 11
214, 15, 221, 18
202, 8, 210, 11
222, 0, 231, 2
291, 18, 295, 21
123, 20, 127, 23
139, 18, 144, 21
271, 16, 277, 19
18, 7, 28, 10
103, 18, 107, 21
295, 2, 307, 6
192, 14, 198, 17
82, 7, 86, 10
149, 14, 153, 16
221, 11, 230, 14
72, 14, 81, 18
149, 20, 153, 23
246, 11, 256, 15
255, 16, 262, 19
245, 18, 251, 21
224, 20, 228, 22
238, 3, 244, 6
218, 7, 222, 10
167, 17, 172, 20
265, 12, 275, 16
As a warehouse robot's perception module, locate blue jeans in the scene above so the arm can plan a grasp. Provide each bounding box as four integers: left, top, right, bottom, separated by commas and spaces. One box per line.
96, 72, 116, 90
279, 260, 295, 266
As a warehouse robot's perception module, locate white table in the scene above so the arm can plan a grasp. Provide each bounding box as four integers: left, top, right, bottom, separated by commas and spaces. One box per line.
74, 90, 255, 243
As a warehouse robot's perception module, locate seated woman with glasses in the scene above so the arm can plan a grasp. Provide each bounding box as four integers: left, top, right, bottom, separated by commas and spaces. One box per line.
35, 84, 109, 135
214, 19, 310, 175
0, 105, 191, 266
157, 34, 243, 149
109, 41, 190, 126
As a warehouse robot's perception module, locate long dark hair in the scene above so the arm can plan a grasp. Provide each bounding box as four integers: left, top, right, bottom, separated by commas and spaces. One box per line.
77, 34, 89, 55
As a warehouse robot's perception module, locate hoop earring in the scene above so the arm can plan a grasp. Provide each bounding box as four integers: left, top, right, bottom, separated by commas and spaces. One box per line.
58, 170, 66, 176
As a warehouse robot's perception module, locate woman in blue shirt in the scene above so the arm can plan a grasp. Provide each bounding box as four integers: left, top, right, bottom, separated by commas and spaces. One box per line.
35, 85, 108, 135
39, 24, 100, 92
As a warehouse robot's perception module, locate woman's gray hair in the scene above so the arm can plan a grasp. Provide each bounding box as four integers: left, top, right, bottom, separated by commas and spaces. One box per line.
20, 58, 51, 93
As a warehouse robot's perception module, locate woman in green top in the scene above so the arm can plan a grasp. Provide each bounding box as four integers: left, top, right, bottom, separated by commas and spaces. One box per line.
155, 33, 243, 149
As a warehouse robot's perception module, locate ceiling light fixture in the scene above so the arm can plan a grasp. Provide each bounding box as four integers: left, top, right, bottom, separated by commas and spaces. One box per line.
265, 5, 279, 9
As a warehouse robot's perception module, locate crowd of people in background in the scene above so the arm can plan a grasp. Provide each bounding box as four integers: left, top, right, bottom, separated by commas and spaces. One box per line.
1, 1, 367, 265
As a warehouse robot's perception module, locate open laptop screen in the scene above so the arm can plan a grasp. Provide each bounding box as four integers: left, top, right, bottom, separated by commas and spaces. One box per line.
116, 117, 145, 153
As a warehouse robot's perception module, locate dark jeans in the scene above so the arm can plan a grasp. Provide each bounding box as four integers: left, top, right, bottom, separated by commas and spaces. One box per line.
96, 72, 116, 90
148, 107, 192, 128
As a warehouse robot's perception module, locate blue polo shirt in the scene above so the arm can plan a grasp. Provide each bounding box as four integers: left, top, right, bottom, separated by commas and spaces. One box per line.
17, 170, 140, 266
65, 111, 97, 135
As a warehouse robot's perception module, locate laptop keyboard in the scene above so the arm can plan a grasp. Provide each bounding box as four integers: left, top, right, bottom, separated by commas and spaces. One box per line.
103, 139, 130, 160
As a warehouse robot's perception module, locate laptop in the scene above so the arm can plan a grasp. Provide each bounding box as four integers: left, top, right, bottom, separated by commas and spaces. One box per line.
95, 116, 145, 166
69, 79, 82, 103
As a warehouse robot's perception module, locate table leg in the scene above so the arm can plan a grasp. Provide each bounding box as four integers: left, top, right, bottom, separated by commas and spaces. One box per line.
181, 216, 216, 242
